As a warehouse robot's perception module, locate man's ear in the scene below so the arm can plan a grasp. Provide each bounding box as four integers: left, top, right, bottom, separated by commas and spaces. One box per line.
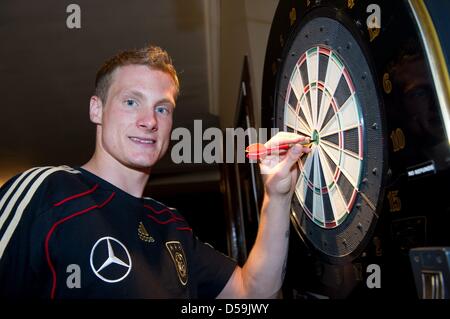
89, 96, 103, 125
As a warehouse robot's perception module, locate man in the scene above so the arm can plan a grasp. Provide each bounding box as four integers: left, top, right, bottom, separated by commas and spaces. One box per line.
0, 45, 310, 298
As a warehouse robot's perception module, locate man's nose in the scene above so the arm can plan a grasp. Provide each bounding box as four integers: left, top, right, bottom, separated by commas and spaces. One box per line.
137, 109, 157, 131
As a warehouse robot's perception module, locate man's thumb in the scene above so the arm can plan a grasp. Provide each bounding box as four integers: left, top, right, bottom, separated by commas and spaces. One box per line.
289, 145, 302, 159
277, 145, 302, 176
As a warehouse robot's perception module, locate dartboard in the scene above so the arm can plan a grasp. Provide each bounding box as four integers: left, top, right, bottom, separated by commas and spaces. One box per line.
270, 8, 385, 263
284, 45, 363, 229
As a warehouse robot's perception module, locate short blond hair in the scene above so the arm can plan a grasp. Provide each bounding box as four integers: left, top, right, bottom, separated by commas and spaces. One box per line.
94, 45, 179, 103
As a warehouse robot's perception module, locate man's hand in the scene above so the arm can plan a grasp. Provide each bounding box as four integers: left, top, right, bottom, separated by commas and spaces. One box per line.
217, 132, 312, 299
259, 132, 312, 197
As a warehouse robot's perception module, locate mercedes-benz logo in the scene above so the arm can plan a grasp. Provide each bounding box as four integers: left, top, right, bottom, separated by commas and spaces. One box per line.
90, 236, 132, 283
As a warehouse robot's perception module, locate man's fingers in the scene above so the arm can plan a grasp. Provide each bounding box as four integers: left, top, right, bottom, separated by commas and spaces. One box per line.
264, 132, 309, 149
273, 145, 304, 177
259, 143, 313, 176
302, 147, 312, 155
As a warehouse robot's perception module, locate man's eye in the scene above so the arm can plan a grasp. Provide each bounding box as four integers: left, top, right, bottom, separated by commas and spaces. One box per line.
125, 99, 138, 107
156, 106, 170, 115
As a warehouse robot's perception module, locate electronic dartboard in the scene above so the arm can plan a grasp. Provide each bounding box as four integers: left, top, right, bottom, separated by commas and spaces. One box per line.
262, 0, 450, 298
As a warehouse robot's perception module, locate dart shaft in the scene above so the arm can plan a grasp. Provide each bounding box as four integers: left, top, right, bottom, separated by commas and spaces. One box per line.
246, 139, 315, 159
265, 139, 316, 153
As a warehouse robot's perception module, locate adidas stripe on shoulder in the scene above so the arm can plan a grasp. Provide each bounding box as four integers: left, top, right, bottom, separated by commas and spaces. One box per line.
0, 165, 80, 259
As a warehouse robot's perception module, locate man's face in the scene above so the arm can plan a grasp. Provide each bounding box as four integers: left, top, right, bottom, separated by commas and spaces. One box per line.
92, 65, 176, 170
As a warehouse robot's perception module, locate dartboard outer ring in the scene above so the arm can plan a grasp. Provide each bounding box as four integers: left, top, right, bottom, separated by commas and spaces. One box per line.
270, 6, 386, 264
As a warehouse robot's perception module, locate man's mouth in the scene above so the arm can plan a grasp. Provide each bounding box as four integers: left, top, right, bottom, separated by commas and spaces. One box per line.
129, 137, 156, 144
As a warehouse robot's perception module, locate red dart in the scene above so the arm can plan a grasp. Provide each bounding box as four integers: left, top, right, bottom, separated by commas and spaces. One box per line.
245, 139, 314, 160
245, 143, 289, 157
